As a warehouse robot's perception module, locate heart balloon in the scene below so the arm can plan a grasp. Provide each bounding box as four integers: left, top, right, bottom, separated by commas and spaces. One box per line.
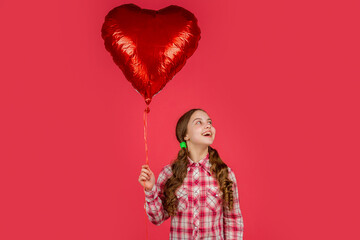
101, 4, 201, 105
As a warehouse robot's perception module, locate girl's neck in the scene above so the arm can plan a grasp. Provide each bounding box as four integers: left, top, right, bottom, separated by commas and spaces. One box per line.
188, 147, 209, 163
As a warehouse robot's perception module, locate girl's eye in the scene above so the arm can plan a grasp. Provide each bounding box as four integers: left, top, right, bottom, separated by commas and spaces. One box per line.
197, 121, 212, 125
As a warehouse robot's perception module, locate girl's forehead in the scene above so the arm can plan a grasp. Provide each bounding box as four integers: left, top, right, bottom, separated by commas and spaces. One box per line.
191, 111, 210, 120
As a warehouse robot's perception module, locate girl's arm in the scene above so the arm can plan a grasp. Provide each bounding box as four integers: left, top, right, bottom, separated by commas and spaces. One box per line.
223, 167, 244, 240
144, 166, 172, 225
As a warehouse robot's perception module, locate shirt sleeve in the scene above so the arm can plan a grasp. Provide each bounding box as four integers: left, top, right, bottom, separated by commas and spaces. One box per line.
143, 166, 171, 226
223, 167, 244, 240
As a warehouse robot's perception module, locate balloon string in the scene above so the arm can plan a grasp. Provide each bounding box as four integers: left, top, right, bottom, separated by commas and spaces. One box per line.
143, 105, 150, 240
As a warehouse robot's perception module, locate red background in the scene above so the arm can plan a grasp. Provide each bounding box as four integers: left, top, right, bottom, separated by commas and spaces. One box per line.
1, 0, 359, 239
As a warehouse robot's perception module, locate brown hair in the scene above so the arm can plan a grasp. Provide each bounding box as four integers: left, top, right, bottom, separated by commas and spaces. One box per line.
162, 108, 234, 216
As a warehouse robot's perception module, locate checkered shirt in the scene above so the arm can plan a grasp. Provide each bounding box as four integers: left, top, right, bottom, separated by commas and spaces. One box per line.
144, 153, 244, 239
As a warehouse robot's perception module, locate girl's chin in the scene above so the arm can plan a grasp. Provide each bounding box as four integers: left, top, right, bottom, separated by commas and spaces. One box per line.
203, 139, 214, 145
192, 138, 215, 146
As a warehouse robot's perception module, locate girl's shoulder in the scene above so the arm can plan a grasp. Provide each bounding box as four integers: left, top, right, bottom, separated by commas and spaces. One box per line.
226, 165, 239, 183
227, 165, 234, 173
156, 164, 174, 184
159, 164, 173, 177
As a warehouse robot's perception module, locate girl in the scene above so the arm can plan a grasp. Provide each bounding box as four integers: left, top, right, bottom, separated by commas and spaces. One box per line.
138, 108, 244, 240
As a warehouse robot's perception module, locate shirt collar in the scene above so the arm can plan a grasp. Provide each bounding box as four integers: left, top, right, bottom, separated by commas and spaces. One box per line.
187, 153, 211, 175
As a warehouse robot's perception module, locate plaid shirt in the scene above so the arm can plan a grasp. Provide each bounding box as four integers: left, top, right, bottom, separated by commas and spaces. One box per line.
144, 153, 244, 239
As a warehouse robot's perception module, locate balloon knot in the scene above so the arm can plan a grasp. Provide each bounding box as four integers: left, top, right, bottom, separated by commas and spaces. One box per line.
145, 106, 150, 113
145, 98, 152, 105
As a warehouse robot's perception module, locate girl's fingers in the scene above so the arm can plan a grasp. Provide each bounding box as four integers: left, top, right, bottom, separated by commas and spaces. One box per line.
141, 168, 152, 176
140, 170, 150, 177
139, 175, 148, 181
140, 165, 152, 182
142, 165, 152, 172
140, 173, 150, 180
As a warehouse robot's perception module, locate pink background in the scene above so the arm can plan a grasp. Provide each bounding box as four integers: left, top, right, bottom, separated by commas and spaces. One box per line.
1, 0, 359, 239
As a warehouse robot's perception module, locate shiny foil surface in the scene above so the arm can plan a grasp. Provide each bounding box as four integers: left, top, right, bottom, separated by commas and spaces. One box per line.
101, 4, 201, 105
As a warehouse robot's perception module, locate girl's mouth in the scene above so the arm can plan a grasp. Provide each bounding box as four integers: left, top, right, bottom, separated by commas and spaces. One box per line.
202, 132, 212, 137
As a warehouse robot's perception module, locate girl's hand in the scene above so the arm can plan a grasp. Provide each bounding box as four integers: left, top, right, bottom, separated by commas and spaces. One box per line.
138, 164, 155, 191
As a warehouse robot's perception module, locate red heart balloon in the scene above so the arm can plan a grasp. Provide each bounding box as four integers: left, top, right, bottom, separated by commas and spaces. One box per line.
101, 4, 201, 105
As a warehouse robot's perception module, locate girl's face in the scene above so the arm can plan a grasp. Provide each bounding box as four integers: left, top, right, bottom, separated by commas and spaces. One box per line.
184, 110, 216, 147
